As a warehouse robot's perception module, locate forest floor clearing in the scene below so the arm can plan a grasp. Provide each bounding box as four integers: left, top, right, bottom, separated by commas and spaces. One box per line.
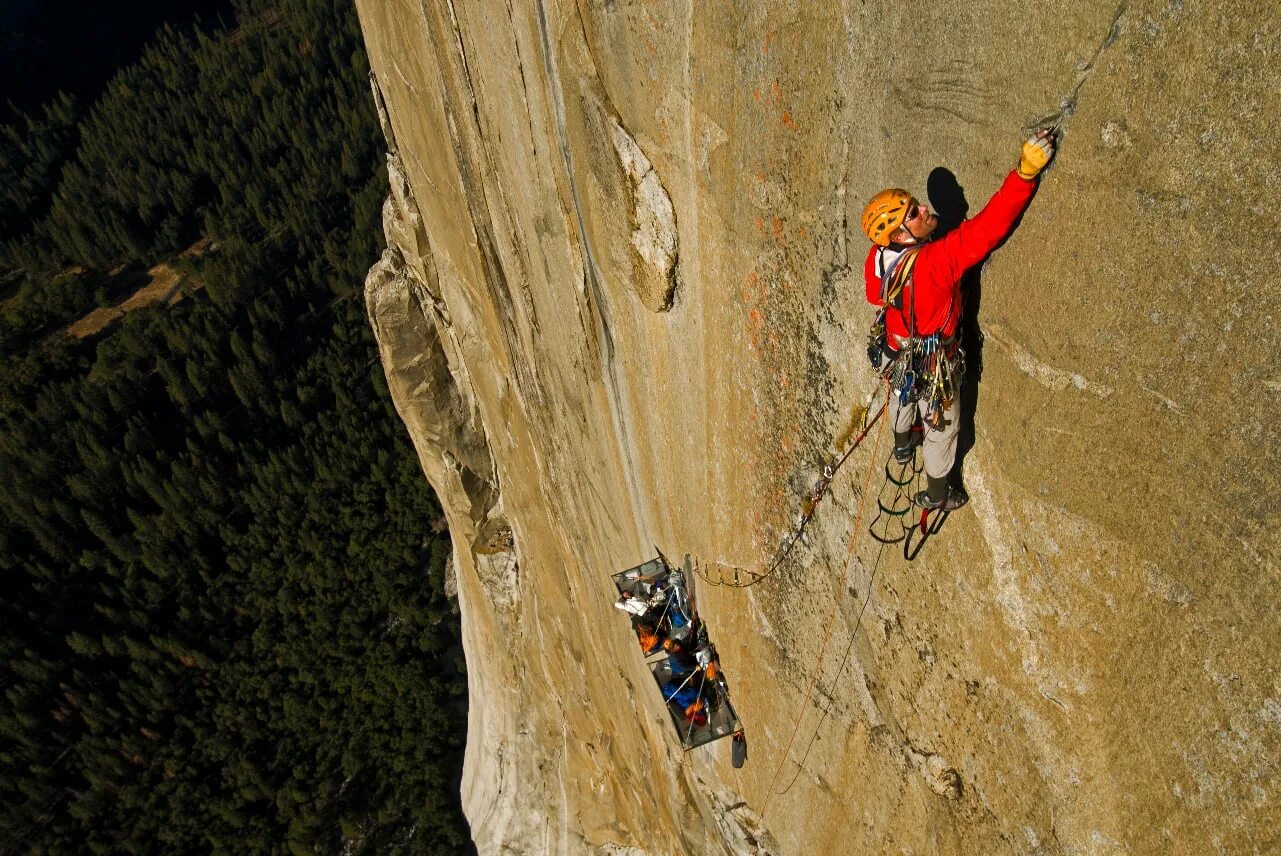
65, 238, 211, 339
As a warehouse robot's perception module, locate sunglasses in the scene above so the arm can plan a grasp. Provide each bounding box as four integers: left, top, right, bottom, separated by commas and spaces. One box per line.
904, 200, 922, 222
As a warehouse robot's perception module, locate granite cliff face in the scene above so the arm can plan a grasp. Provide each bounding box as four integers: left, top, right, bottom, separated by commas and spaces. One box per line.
354, 2, 1280, 852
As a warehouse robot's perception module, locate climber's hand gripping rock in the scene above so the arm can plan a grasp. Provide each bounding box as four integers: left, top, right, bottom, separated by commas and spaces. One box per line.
1017, 128, 1057, 180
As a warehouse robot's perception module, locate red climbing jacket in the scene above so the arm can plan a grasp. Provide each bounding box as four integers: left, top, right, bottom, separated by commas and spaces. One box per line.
864, 170, 1038, 345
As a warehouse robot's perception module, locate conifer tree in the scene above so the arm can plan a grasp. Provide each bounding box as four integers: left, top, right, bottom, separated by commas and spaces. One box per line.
1, 1, 472, 852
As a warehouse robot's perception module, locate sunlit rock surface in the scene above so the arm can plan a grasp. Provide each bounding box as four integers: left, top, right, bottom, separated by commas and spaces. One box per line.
356, 1, 1280, 852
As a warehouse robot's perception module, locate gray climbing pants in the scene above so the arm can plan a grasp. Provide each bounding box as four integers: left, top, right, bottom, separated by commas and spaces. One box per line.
882, 351, 963, 480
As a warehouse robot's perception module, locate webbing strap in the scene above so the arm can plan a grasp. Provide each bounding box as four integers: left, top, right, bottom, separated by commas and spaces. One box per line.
879, 247, 921, 310
886, 247, 961, 342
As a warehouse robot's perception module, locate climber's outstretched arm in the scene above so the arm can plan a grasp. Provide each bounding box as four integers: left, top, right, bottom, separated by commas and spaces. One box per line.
920, 130, 1056, 289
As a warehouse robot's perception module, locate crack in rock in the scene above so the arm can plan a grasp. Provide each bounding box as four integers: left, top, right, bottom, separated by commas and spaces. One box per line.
1027, 0, 1130, 132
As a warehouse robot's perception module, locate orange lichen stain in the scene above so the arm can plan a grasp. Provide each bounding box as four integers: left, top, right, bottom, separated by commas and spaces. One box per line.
755, 171, 765, 184
754, 216, 765, 232
647, 42, 656, 54
770, 80, 782, 102
748, 307, 765, 330
798, 225, 808, 238
771, 217, 783, 238
753, 89, 762, 102
781, 111, 796, 129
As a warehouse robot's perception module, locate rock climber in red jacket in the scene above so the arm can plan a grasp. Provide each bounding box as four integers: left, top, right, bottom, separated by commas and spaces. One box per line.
861, 130, 1056, 511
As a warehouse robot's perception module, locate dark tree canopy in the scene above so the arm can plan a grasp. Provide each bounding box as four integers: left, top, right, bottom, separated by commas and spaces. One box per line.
0, 1, 473, 852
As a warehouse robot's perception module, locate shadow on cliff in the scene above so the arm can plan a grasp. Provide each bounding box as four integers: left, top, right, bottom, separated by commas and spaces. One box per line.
926, 168, 982, 493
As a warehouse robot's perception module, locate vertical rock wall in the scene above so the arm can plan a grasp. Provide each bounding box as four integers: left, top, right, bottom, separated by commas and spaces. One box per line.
356, 1, 1280, 852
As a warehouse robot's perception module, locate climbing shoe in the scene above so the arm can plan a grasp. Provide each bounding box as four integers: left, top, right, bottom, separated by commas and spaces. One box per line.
914, 474, 968, 511
891, 430, 919, 465
914, 487, 969, 511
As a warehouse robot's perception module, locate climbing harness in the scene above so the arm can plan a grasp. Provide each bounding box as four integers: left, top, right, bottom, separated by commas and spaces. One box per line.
874, 243, 965, 432
887, 332, 964, 431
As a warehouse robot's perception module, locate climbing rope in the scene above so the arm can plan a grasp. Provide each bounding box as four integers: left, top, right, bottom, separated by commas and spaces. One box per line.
691, 379, 888, 589
777, 524, 893, 796
756, 381, 890, 819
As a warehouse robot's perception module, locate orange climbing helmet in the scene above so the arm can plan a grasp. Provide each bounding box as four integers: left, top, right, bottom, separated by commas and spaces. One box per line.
861, 188, 912, 247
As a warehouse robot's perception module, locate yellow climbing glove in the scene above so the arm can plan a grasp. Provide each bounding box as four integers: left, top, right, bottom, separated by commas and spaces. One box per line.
1017, 130, 1056, 180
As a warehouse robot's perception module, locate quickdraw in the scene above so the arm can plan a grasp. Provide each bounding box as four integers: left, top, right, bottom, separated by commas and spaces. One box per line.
897, 334, 964, 431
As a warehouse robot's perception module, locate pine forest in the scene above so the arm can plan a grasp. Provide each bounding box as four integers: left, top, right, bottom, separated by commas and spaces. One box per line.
0, 0, 472, 851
